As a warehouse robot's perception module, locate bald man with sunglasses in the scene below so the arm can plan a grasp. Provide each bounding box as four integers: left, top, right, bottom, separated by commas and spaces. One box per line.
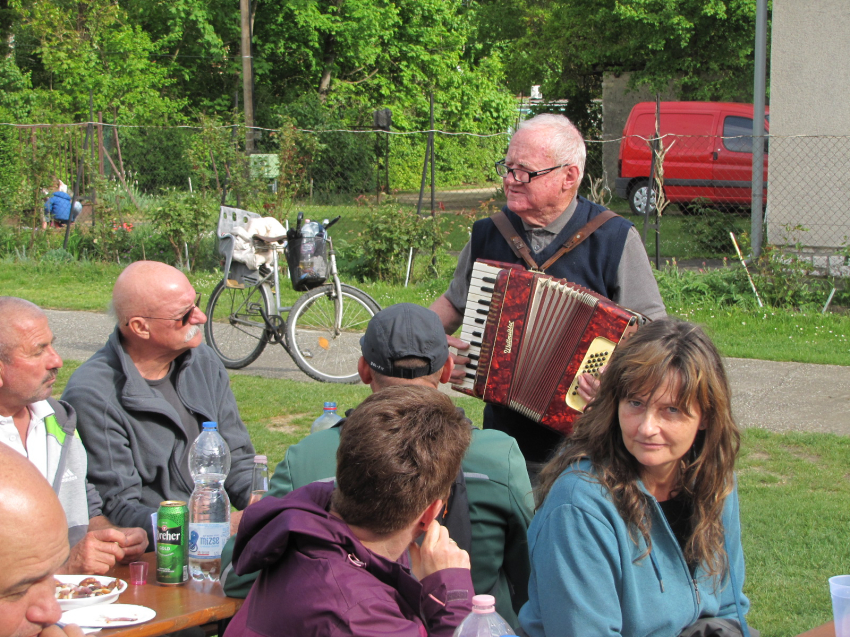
62, 261, 256, 547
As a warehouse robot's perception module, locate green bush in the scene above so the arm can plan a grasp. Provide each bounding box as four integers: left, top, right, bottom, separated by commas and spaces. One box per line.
341, 205, 447, 284
112, 126, 194, 193
655, 248, 848, 312
655, 260, 759, 310
0, 108, 24, 218
388, 134, 506, 191
146, 189, 218, 268
681, 201, 740, 256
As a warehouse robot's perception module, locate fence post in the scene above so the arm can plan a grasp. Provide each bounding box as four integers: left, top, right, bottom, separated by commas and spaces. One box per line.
113, 124, 127, 181
97, 112, 105, 178
29, 126, 38, 249
89, 91, 96, 227
642, 95, 661, 271
375, 131, 381, 205
429, 92, 435, 218
750, 0, 768, 259
64, 122, 89, 250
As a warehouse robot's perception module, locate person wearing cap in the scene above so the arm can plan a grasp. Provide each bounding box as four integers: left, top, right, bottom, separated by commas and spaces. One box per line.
220, 303, 534, 629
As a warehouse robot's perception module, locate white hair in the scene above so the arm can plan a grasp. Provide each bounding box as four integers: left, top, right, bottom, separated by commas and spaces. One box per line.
517, 114, 586, 181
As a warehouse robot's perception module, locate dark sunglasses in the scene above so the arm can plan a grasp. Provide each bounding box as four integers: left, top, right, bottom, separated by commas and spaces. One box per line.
127, 293, 202, 327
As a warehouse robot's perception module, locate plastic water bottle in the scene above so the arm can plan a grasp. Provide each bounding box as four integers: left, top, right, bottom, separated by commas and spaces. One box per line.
188, 421, 231, 582
310, 402, 342, 434
452, 595, 516, 637
248, 455, 269, 506
299, 221, 322, 277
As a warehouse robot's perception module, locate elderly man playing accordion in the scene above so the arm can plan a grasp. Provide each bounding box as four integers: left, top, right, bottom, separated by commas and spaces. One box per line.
431, 113, 666, 480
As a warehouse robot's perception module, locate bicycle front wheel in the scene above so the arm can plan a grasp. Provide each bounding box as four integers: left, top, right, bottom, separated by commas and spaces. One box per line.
205, 280, 272, 369
286, 284, 381, 383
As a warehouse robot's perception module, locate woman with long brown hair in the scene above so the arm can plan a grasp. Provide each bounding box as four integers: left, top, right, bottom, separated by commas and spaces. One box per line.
518, 319, 752, 637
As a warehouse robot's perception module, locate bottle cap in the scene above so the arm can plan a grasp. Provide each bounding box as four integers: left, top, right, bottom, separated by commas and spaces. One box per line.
471, 594, 496, 613
323, 402, 337, 409
202, 421, 218, 429
254, 454, 267, 464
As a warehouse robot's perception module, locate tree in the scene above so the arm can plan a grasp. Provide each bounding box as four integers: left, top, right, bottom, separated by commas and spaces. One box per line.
11, 0, 185, 123
120, 0, 241, 115
487, 0, 762, 125
251, 0, 515, 132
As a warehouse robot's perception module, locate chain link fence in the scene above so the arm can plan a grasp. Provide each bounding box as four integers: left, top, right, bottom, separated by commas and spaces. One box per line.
1, 122, 848, 262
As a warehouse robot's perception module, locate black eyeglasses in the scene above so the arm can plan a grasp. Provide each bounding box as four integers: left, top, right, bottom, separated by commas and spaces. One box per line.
495, 161, 570, 183
128, 294, 202, 327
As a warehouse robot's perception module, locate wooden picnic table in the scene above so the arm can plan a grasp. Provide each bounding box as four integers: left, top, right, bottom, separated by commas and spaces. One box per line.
77, 553, 244, 637
796, 621, 834, 637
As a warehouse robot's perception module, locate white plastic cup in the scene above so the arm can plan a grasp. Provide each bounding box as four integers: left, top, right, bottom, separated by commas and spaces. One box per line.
829, 575, 850, 637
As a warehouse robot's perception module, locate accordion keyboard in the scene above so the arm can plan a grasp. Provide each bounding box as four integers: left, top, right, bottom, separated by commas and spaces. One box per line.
453, 261, 503, 391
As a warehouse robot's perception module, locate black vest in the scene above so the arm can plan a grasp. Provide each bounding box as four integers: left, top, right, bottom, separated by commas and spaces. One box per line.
469, 196, 632, 300
470, 196, 633, 463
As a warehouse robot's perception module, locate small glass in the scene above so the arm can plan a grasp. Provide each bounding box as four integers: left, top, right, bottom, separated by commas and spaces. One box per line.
129, 561, 149, 585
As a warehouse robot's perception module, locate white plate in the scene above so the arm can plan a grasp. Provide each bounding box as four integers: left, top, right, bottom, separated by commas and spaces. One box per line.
61, 604, 156, 628
55, 576, 127, 610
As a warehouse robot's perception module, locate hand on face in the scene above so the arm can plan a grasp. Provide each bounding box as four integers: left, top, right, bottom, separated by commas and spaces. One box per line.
408, 519, 470, 581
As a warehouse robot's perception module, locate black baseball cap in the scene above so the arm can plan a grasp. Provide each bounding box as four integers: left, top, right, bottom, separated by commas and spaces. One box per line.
360, 303, 449, 379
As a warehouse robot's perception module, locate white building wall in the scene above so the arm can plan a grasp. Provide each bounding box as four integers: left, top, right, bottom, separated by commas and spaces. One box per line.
768, 0, 850, 248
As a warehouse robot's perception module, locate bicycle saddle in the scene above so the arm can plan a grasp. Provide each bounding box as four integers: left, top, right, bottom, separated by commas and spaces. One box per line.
252, 234, 287, 244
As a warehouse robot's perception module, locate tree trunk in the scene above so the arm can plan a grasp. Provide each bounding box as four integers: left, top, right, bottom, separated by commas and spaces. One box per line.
318, 36, 336, 99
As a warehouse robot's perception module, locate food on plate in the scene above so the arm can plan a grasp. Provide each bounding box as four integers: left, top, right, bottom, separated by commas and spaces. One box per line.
101, 616, 138, 623
55, 577, 119, 600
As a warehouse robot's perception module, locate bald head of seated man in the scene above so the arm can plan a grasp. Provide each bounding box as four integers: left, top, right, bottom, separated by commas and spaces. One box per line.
0, 444, 85, 637
0, 297, 148, 575
61, 262, 256, 545
110, 260, 208, 380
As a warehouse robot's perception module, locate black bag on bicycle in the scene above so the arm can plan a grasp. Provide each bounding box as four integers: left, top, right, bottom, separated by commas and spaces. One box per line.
285, 224, 328, 291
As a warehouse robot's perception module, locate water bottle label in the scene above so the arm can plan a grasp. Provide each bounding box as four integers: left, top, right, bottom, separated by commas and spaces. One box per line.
188, 523, 229, 559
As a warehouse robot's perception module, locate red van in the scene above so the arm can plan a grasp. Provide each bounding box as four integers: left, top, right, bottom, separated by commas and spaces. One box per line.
615, 102, 769, 214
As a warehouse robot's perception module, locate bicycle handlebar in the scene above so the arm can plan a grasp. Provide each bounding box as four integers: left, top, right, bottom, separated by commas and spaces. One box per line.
323, 216, 341, 231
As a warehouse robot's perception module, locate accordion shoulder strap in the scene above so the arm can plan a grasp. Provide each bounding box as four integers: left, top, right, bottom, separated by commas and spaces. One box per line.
490, 210, 539, 270
490, 208, 621, 272
539, 209, 619, 271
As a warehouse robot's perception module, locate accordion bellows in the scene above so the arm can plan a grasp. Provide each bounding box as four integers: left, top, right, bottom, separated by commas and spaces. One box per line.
453, 260, 640, 436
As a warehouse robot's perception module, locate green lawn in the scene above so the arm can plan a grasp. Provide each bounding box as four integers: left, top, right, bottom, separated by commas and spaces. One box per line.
5, 259, 849, 366
50, 360, 845, 637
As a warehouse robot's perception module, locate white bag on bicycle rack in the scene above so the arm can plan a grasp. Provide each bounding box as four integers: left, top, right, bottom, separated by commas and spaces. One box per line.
230, 217, 286, 270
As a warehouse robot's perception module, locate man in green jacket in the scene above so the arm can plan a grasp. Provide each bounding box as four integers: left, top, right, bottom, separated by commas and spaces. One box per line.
221, 303, 533, 627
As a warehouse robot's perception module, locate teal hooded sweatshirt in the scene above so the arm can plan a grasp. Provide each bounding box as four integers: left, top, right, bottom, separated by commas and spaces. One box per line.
519, 459, 749, 637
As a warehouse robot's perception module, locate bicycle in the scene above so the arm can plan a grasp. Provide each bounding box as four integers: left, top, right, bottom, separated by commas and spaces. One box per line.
204, 209, 381, 383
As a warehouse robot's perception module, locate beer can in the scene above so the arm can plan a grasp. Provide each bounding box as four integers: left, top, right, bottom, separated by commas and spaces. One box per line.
156, 500, 188, 585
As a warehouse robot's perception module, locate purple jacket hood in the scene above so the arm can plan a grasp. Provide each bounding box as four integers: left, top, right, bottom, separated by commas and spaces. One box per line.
225, 481, 473, 637
232, 480, 371, 574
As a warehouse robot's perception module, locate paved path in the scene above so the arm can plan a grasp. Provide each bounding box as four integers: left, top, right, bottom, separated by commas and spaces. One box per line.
45, 309, 850, 436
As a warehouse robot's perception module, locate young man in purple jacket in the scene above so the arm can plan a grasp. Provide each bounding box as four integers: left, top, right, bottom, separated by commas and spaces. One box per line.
224, 385, 474, 637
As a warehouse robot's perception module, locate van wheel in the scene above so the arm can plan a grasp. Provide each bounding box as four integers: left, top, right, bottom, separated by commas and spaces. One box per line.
628, 180, 658, 216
